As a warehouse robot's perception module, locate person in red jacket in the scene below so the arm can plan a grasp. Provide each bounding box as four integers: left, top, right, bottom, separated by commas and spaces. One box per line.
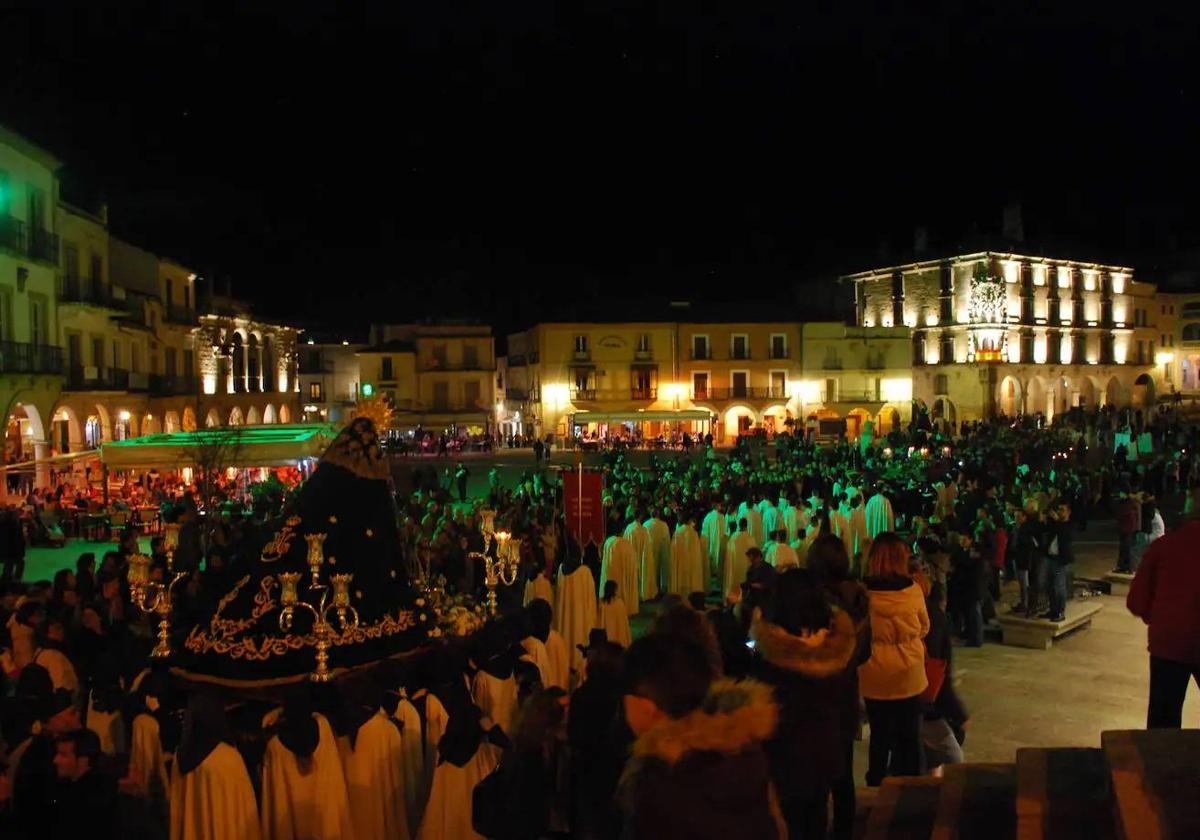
1114, 493, 1139, 574
1127, 494, 1200, 728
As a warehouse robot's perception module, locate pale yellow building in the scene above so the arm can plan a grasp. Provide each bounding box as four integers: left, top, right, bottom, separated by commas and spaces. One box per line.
359, 323, 496, 435
0, 126, 64, 476
505, 315, 910, 444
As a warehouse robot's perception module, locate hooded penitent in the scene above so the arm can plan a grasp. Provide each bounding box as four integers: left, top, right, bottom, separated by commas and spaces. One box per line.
178, 417, 433, 687
619, 678, 784, 839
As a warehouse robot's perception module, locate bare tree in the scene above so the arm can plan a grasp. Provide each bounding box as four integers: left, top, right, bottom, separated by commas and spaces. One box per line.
187, 426, 246, 509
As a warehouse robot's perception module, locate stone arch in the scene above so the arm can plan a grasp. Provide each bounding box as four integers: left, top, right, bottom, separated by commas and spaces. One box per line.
164, 410, 181, 433
278, 404, 292, 424
205, 408, 221, 428
182, 406, 198, 432
846, 407, 874, 442
1051, 375, 1072, 417
722, 404, 759, 440
51, 403, 83, 453
876, 404, 902, 435
1077, 376, 1098, 409
229, 405, 244, 426
931, 397, 957, 430
262, 335, 276, 392
998, 375, 1023, 416
247, 333, 260, 393
141, 413, 162, 435
1026, 376, 1048, 415
112, 409, 137, 440
263, 403, 277, 424
246, 405, 261, 425
1104, 376, 1124, 408
1132, 372, 1155, 409
760, 403, 791, 435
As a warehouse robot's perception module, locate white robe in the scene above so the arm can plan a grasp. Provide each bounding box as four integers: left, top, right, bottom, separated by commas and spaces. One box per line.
770, 542, 800, 570
418, 692, 450, 822
170, 742, 261, 840
338, 711, 410, 840
260, 714, 354, 840
735, 503, 765, 549
780, 506, 802, 544
761, 504, 781, 540
599, 536, 639, 617
417, 742, 501, 840
130, 712, 170, 808
555, 564, 598, 672
848, 507, 869, 559
723, 531, 756, 596
471, 669, 518, 738
643, 517, 672, 595
393, 695, 425, 838
865, 493, 895, 539
543, 629, 570, 691
670, 524, 707, 596
520, 635, 553, 687
523, 575, 553, 606
699, 510, 726, 578
624, 521, 655, 602
597, 597, 632, 648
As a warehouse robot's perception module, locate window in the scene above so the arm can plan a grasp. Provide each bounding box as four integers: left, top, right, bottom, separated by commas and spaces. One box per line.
934, 374, 949, 395
731, 334, 749, 360
183, 349, 195, 381
381, 356, 394, 380
770, 370, 787, 396
731, 370, 749, 398
824, 378, 837, 402
692, 372, 709, 398
574, 335, 589, 353
62, 243, 79, 292
692, 335, 709, 360
0, 288, 12, 341
165, 347, 177, 376
464, 379, 481, 407
131, 343, 141, 373
770, 333, 787, 359
0, 170, 9, 214
166, 277, 174, 305
308, 382, 324, 401
90, 253, 102, 285
432, 344, 448, 367
637, 333, 651, 353
112, 341, 121, 370
432, 381, 450, 410
29, 296, 46, 346
92, 336, 105, 368
463, 344, 479, 369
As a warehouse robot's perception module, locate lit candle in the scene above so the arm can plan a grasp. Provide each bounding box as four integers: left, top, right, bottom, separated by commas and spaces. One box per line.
279, 572, 301, 606
305, 533, 326, 572
330, 573, 353, 607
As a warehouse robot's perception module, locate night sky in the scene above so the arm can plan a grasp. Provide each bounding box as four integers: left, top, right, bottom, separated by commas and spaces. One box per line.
2, 2, 1198, 333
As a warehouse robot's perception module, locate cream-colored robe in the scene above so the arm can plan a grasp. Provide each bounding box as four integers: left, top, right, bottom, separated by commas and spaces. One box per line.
170, 742, 261, 840
669, 524, 707, 596
417, 742, 501, 840
393, 694, 425, 838
471, 669, 518, 739
599, 535, 639, 616
597, 597, 632, 648
543, 629, 570, 691
259, 714, 353, 840
338, 711, 410, 840
555, 564, 599, 672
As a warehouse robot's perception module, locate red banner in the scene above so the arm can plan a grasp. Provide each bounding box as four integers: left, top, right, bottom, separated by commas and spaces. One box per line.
564, 468, 605, 548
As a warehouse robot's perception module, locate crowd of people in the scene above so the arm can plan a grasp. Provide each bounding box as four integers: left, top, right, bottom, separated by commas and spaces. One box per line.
0, 403, 1196, 839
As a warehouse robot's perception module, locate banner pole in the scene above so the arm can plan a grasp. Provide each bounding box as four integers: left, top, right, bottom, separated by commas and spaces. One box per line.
577, 459, 584, 548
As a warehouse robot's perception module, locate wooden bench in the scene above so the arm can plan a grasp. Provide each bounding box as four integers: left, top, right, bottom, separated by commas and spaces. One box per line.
995, 600, 1104, 649
1103, 571, 1135, 596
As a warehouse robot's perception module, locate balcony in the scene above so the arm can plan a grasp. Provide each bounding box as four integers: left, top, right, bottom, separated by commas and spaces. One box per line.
505, 387, 529, 401
508, 354, 527, 367
730, 349, 751, 361
631, 387, 657, 401
569, 388, 660, 402
693, 386, 789, 401
0, 215, 59, 265
0, 342, 63, 375
60, 279, 129, 311
634, 348, 653, 361
572, 349, 591, 362
65, 366, 128, 390
769, 349, 789, 360
166, 303, 197, 325
825, 390, 882, 404
689, 348, 711, 360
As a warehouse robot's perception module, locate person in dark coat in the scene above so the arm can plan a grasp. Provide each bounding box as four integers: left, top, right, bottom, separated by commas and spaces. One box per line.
921, 581, 969, 772
752, 567, 860, 839
568, 641, 628, 840
1040, 503, 1074, 622
619, 633, 782, 839
51, 728, 119, 840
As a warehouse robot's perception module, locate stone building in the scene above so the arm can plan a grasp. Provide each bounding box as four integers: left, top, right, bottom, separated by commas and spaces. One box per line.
842, 252, 1163, 425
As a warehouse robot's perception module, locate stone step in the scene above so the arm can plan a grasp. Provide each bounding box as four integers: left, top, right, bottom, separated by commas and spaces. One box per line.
1015, 747, 1115, 840
995, 600, 1104, 649
1103, 729, 1200, 840
934, 762, 1017, 840
862, 776, 944, 840
1102, 571, 1135, 596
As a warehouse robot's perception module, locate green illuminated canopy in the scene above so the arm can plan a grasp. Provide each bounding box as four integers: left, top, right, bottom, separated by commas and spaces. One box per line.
100, 423, 338, 469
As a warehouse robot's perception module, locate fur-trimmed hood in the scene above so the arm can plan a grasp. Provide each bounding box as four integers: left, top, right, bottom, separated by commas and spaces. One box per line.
751, 609, 857, 679
629, 678, 778, 766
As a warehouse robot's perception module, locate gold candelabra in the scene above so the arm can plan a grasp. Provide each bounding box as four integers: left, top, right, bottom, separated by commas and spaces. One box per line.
279, 533, 360, 682
127, 554, 188, 659
163, 523, 180, 572
468, 529, 520, 616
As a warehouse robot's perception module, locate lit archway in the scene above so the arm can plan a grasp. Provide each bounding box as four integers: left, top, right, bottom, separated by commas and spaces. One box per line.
1026, 376, 1048, 416
761, 404, 790, 436
846, 407, 873, 442
182, 406, 198, 432
1104, 376, 1124, 408
247, 333, 260, 393
278, 404, 292, 424
230, 333, 246, 394
998, 376, 1022, 416
112, 409, 136, 440
164, 410, 181, 433
246, 405, 261, 425
141, 414, 162, 435
876, 405, 901, 435
51, 404, 82, 453
263, 404, 277, 424
4, 400, 45, 461
205, 408, 221, 428
1132, 373, 1155, 409
228, 406, 244, 426
1051, 376, 1072, 418
1077, 377, 1098, 409
722, 405, 758, 441
931, 397, 957, 431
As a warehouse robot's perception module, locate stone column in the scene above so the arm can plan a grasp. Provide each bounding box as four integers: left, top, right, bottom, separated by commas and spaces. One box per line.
33, 440, 49, 489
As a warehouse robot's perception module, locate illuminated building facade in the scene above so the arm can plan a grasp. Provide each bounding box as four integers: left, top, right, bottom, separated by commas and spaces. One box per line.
843, 252, 1162, 425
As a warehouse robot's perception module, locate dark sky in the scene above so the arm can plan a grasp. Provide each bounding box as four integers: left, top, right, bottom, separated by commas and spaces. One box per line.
2, 1, 1198, 332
